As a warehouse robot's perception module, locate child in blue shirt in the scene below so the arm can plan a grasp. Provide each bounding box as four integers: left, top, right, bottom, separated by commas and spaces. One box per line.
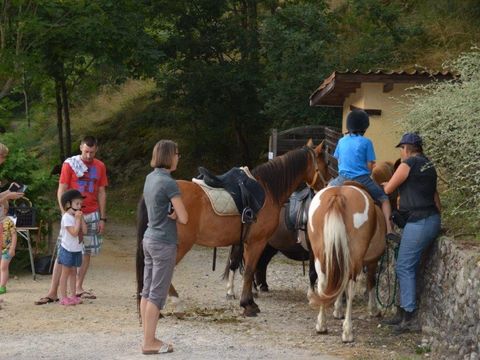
329, 110, 398, 240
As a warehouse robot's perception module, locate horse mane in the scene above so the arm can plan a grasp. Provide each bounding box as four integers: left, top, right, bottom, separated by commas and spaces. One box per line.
251, 147, 309, 206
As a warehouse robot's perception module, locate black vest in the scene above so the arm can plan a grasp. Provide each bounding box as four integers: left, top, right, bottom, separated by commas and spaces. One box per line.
399, 155, 439, 222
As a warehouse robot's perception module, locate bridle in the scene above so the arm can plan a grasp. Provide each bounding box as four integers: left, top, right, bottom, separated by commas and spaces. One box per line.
305, 146, 328, 190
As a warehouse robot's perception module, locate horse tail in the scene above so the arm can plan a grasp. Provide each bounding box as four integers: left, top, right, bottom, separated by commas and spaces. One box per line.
136, 196, 148, 317
309, 194, 350, 306
222, 244, 244, 280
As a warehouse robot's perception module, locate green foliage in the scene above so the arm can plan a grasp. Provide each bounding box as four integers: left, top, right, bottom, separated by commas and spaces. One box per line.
153, 0, 268, 168
0, 129, 58, 220
260, 1, 340, 128
400, 49, 480, 232
331, 0, 425, 69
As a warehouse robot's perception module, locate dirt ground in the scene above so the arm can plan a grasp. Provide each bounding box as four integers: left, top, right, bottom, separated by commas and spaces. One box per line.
0, 222, 426, 360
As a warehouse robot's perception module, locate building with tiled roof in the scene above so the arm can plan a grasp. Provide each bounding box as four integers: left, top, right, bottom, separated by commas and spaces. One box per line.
309, 70, 456, 161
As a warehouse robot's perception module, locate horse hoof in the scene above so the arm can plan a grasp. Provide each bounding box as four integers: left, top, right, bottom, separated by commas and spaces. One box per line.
342, 336, 354, 343
243, 307, 258, 317
259, 286, 269, 292
333, 315, 345, 320
226, 294, 235, 300
316, 329, 328, 335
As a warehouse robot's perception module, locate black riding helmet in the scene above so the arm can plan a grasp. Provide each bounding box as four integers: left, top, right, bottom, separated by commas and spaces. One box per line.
346, 110, 370, 133
61, 189, 85, 210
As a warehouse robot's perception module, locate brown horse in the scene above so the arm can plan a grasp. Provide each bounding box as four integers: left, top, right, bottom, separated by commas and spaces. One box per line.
137, 141, 329, 317
227, 162, 394, 304
226, 194, 318, 299
306, 181, 388, 342
254, 204, 315, 292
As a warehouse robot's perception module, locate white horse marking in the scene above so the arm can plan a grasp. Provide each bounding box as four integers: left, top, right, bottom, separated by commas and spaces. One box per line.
344, 185, 370, 229
314, 260, 328, 333
226, 270, 235, 298
308, 187, 331, 233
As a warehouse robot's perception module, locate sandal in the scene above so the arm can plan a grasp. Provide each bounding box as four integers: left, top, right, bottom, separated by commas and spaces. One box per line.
142, 343, 174, 355
76, 291, 97, 299
34, 296, 59, 305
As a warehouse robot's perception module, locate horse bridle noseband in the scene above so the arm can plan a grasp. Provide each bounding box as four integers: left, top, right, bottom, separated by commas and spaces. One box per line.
305, 146, 328, 190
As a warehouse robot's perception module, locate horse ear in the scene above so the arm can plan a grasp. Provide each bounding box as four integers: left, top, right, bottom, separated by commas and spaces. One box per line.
306, 138, 314, 147
314, 140, 325, 154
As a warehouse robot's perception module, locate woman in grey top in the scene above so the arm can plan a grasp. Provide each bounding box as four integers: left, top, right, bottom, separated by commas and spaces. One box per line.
140, 140, 188, 355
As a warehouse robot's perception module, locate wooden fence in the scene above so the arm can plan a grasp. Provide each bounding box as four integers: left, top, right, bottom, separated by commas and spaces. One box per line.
268, 125, 342, 178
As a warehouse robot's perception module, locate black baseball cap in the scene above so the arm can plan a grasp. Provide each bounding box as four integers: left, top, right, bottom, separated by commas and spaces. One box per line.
396, 132, 423, 147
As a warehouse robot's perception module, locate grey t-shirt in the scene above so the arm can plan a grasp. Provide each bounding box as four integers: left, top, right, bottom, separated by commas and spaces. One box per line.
143, 168, 181, 245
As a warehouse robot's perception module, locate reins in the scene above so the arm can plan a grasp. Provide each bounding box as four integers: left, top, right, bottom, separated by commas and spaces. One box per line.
376, 240, 400, 308
305, 147, 328, 189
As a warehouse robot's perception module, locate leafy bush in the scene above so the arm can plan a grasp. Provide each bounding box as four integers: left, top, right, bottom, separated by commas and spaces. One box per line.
0, 129, 58, 225
400, 50, 480, 233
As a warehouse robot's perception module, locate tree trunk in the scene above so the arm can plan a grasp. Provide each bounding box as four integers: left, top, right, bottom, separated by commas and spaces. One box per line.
55, 80, 65, 162
234, 120, 251, 166
22, 71, 29, 127
60, 71, 72, 158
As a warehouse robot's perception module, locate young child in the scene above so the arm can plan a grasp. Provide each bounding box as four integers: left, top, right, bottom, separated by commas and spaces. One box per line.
0, 202, 17, 294
58, 189, 87, 306
329, 109, 399, 241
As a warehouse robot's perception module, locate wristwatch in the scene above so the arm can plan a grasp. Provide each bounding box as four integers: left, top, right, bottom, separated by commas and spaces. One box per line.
100, 218, 107, 222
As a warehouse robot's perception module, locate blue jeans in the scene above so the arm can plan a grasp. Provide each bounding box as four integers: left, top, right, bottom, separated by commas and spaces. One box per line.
396, 214, 441, 312
329, 174, 388, 203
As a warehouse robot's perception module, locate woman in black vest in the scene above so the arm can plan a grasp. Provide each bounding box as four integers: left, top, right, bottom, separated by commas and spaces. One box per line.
382, 132, 441, 334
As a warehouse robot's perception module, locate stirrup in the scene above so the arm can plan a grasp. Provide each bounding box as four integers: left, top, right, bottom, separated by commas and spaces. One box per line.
241, 207, 255, 224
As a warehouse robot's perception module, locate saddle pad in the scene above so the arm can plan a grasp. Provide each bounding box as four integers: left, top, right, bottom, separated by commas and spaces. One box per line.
192, 178, 239, 216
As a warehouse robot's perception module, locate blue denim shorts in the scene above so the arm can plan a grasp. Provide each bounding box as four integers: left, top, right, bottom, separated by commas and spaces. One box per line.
329, 174, 388, 203
57, 246, 82, 268
1, 250, 12, 261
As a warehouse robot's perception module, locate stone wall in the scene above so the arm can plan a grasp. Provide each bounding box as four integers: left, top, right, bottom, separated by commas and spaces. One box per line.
419, 236, 480, 360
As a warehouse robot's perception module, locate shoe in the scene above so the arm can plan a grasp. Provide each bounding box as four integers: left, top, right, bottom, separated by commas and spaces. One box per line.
0, 286, 6, 295
386, 232, 401, 244
393, 309, 421, 334
34, 296, 59, 305
59, 297, 76, 306
381, 306, 405, 326
69, 296, 83, 305
141, 343, 174, 354
76, 291, 97, 299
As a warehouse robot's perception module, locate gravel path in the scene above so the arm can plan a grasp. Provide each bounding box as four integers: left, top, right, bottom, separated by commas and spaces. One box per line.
0, 222, 421, 359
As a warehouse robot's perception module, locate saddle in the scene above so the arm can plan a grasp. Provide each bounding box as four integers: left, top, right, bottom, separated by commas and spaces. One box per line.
197, 166, 265, 223
285, 186, 314, 232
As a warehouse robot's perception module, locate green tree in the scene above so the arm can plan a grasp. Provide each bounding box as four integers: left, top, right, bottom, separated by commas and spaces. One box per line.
0, 0, 39, 99
260, 0, 339, 128
154, 0, 267, 168
24, 0, 160, 162
331, 0, 424, 70
401, 50, 480, 227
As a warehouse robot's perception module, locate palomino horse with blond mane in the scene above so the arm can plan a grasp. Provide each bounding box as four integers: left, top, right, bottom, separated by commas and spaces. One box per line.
306, 161, 395, 342
137, 141, 329, 316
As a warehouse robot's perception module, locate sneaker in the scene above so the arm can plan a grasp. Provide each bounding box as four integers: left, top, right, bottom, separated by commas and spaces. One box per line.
59, 297, 76, 306
0, 286, 6, 295
69, 296, 83, 305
